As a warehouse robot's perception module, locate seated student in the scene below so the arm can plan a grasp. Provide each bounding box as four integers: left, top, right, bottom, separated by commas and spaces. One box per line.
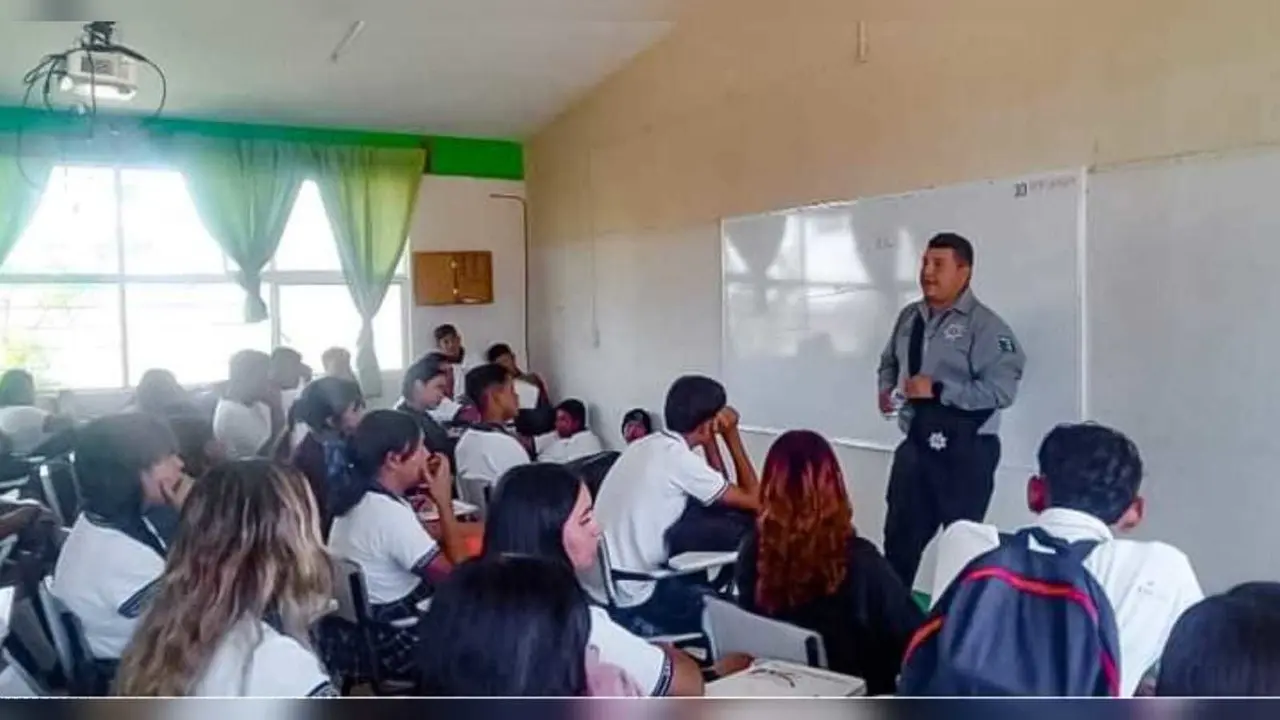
270, 346, 311, 414
321, 346, 358, 385
929, 423, 1204, 697
590, 375, 759, 636
621, 408, 654, 445
277, 378, 365, 538
417, 555, 643, 697
486, 343, 550, 409
115, 460, 335, 697
324, 409, 466, 681
131, 369, 197, 417
454, 364, 529, 487
434, 324, 470, 399
146, 413, 228, 545
396, 353, 456, 463
116, 458, 335, 696
536, 400, 604, 464
0, 369, 57, 456
212, 350, 279, 459
51, 413, 187, 672
1153, 582, 1280, 697
736, 430, 923, 695
664, 407, 760, 555
482, 463, 705, 696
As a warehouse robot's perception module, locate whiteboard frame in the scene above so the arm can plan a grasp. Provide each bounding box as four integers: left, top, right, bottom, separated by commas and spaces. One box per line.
721, 167, 1089, 468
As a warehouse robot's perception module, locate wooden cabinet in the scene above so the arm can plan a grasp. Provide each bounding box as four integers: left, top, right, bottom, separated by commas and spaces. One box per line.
412, 251, 494, 306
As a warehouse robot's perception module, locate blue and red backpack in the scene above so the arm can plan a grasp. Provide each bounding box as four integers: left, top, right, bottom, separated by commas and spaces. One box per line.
899, 527, 1122, 696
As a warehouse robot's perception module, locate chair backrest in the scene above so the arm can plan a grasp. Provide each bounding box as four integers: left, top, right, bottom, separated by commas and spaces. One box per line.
589, 535, 621, 608
702, 595, 827, 669
35, 576, 96, 691
328, 555, 367, 626
455, 476, 492, 518
31, 459, 80, 527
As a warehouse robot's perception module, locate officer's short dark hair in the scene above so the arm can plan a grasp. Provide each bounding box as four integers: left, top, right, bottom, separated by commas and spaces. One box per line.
466, 363, 509, 411
434, 324, 459, 343
927, 233, 974, 267
1037, 423, 1143, 525
663, 375, 727, 435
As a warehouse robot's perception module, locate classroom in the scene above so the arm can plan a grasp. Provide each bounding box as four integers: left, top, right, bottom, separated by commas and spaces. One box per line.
1, 0, 1278, 699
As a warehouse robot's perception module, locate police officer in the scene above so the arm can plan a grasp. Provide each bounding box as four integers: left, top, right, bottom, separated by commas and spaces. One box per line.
877, 233, 1026, 588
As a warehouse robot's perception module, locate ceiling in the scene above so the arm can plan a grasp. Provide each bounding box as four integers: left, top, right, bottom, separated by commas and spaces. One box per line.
0, 0, 680, 138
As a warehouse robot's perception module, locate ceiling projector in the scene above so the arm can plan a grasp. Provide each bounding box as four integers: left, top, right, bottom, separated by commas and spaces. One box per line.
58, 48, 138, 102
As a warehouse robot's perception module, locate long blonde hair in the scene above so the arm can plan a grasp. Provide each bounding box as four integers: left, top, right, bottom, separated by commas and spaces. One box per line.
115, 460, 332, 696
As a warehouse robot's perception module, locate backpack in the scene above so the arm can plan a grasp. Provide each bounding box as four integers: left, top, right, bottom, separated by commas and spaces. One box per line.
899, 527, 1122, 696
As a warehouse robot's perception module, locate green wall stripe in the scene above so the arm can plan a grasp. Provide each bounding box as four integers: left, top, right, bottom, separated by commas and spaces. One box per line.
0, 106, 524, 179
427, 135, 524, 180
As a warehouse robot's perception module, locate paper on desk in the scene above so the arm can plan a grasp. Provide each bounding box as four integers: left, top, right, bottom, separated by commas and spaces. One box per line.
706, 659, 866, 698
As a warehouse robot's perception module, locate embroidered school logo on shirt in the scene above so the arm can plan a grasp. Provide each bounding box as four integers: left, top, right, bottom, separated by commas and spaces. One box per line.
928, 431, 948, 452
943, 323, 965, 341
998, 335, 1017, 353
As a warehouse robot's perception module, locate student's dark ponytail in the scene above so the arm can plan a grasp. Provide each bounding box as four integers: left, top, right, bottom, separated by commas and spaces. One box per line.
273, 377, 364, 464
328, 409, 423, 518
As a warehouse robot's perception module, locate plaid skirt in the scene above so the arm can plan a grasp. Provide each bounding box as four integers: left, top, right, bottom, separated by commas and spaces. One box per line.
318, 581, 433, 683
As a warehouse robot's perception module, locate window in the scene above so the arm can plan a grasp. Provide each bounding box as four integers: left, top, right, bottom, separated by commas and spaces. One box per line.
0, 167, 409, 390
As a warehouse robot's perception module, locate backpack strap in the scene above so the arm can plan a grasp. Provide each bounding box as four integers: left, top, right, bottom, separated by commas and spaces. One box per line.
1008, 527, 1101, 565
907, 312, 926, 377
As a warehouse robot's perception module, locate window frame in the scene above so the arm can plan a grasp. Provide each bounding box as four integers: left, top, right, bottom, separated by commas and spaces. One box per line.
0, 163, 411, 390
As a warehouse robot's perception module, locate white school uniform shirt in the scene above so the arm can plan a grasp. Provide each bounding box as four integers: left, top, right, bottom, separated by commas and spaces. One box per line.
51, 514, 167, 659
212, 399, 273, 459
0, 406, 51, 455
514, 377, 541, 410
428, 397, 462, 425
929, 507, 1204, 697
455, 427, 529, 486
587, 606, 672, 696
329, 491, 439, 606
587, 431, 728, 608
192, 617, 333, 697
536, 430, 605, 464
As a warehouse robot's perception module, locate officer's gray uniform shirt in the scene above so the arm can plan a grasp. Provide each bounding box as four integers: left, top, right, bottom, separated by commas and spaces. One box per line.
877, 289, 1026, 436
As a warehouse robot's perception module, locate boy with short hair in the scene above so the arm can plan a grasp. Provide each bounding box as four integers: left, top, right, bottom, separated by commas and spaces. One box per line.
536, 399, 604, 464
590, 375, 759, 635
929, 423, 1204, 697
453, 364, 529, 487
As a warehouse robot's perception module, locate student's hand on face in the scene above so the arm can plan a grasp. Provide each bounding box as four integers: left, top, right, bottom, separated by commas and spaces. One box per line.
424, 452, 454, 506
904, 375, 934, 399
715, 406, 740, 433
160, 474, 193, 509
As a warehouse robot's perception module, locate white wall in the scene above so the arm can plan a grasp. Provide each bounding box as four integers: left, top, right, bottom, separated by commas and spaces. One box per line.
409, 176, 528, 367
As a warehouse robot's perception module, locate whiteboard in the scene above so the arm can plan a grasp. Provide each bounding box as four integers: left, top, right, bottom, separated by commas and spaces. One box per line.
1088, 150, 1280, 591
721, 169, 1084, 469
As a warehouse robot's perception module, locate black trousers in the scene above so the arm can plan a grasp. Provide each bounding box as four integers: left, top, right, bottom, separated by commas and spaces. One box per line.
883, 434, 1001, 589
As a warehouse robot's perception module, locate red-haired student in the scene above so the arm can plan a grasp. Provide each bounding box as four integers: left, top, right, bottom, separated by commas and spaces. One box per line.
735, 430, 923, 695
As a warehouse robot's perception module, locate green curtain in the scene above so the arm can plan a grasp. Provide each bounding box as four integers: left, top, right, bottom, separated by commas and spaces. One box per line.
313, 145, 425, 396
0, 141, 55, 269
177, 136, 307, 322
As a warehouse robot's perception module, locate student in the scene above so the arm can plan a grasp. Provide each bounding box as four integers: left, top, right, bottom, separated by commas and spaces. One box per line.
212, 350, 278, 459
417, 555, 641, 697
486, 343, 550, 409
433, 324, 468, 399
324, 409, 466, 681
132, 369, 196, 417
454, 364, 529, 487
590, 375, 759, 636
278, 378, 365, 538
51, 413, 187, 670
115, 460, 335, 697
536, 400, 604, 464
621, 408, 653, 445
270, 347, 311, 404
482, 463, 704, 696
321, 347, 358, 384
736, 430, 922, 695
1155, 583, 1280, 697
929, 423, 1204, 697
396, 353, 456, 462
0, 369, 53, 456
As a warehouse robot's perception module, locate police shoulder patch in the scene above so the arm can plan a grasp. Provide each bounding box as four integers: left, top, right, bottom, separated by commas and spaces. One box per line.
997, 335, 1016, 354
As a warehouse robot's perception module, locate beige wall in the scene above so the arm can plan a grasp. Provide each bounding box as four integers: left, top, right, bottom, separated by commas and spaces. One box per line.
525, 0, 1280, 590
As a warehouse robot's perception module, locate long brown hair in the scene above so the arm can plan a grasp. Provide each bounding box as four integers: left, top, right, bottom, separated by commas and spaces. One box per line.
115, 460, 332, 696
755, 430, 854, 614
